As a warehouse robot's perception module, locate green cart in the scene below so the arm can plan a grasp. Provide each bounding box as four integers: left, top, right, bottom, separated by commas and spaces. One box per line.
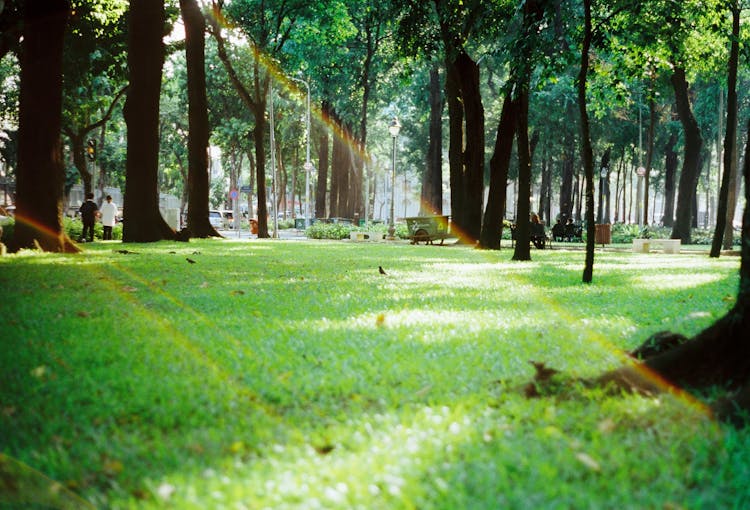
405, 215, 451, 245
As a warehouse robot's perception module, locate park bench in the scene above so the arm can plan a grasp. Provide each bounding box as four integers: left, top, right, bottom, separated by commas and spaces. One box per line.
632, 238, 681, 254
510, 223, 549, 249
405, 215, 451, 245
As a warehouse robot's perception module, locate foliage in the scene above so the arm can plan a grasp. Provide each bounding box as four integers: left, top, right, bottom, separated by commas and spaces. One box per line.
0, 241, 744, 508
306, 221, 408, 239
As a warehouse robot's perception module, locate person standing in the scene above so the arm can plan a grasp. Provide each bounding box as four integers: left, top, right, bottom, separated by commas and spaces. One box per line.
100, 195, 118, 240
79, 192, 98, 242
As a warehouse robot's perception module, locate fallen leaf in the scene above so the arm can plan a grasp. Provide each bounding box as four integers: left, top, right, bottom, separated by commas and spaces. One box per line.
575, 452, 601, 472
200, 281, 209, 288
375, 313, 385, 327
231, 290, 245, 295
122, 286, 137, 292
76, 311, 90, 318
30, 365, 48, 379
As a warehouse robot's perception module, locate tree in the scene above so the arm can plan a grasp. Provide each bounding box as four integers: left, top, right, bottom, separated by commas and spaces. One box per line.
710, 0, 740, 257
61, 1, 129, 199
599, 117, 750, 424
420, 65, 443, 215
181, 0, 220, 238
122, 0, 176, 242
433, 0, 485, 243
11, 0, 78, 253
578, 0, 596, 282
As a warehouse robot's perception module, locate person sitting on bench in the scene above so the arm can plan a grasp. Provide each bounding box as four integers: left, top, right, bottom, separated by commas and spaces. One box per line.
530, 213, 546, 249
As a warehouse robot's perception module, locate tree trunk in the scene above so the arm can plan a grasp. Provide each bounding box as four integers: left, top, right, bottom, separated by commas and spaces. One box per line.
444, 57, 465, 237
315, 101, 330, 218
539, 144, 551, 224
598, 117, 750, 425
663, 130, 678, 226
643, 85, 657, 225
578, 0, 595, 283
12, 0, 77, 253
254, 115, 269, 238
479, 91, 517, 250
512, 86, 532, 261
711, 2, 740, 257
181, 0, 219, 238
559, 104, 576, 222
669, 67, 703, 244
453, 50, 485, 243
123, 0, 175, 242
421, 65, 443, 216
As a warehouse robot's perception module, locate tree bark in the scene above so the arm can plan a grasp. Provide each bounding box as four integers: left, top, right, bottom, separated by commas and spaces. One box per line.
711, 2, 739, 258
663, 130, 678, 226
181, 0, 219, 238
559, 103, 576, 222
123, 0, 175, 242
643, 84, 657, 225
479, 92, 517, 250
512, 85, 532, 262
421, 65, 443, 216
444, 57, 465, 237
453, 50, 485, 243
578, 0, 595, 283
12, 0, 77, 253
669, 67, 703, 244
315, 101, 331, 218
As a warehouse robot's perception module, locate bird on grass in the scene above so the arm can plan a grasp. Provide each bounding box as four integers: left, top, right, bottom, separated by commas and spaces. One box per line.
378, 266, 387, 275
186, 257, 197, 264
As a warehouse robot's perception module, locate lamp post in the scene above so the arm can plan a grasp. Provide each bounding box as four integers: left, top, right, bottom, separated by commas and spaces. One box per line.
598, 167, 607, 224
636, 166, 646, 227
291, 76, 312, 227
387, 117, 401, 240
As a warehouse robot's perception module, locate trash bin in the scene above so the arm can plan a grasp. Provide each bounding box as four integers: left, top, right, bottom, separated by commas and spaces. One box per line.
594, 223, 611, 245
294, 218, 306, 229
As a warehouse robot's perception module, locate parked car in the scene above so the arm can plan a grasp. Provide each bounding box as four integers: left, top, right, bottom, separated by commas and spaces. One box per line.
209, 210, 223, 229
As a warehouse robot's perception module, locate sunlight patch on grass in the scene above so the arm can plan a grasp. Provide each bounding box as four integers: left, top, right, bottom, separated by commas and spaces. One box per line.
631, 271, 727, 290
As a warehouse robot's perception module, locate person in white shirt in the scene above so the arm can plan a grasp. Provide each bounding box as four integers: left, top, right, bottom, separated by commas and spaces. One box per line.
100, 195, 118, 240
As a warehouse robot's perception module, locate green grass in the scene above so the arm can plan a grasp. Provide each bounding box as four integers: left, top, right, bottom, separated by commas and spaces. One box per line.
0, 239, 747, 509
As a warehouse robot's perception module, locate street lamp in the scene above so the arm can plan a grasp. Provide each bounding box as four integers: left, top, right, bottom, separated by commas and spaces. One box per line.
636, 166, 646, 227
598, 167, 607, 224
291, 76, 312, 227
387, 117, 401, 240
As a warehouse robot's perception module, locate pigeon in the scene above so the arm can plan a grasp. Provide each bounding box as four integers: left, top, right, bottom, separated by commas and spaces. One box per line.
186, 257, 197, 264
378, 266, 387, 275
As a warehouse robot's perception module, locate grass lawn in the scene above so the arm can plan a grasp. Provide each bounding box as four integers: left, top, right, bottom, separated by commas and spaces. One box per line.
1, 239, 748, 509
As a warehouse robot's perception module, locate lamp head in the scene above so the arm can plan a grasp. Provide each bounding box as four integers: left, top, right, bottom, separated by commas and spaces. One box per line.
388, 117, 401, 138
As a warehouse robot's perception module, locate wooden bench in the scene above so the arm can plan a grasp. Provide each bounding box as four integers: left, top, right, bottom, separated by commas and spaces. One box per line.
632, 238, 681, 254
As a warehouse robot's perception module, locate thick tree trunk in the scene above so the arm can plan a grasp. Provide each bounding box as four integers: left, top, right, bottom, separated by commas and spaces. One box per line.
454, 50, 485, 243
669, 67, 703, 244
598, 118, 750, 425
711, 3, 740, 257
315, 101, 331, 218
181, 0, 219, 238
479, 92, 517, 250
123, 0, 175, 243
12, 0, 77, 253
254, 116, 269, 238
444, 58, 465, 236
663, 131, 678, 226
421, 66, 443, 216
